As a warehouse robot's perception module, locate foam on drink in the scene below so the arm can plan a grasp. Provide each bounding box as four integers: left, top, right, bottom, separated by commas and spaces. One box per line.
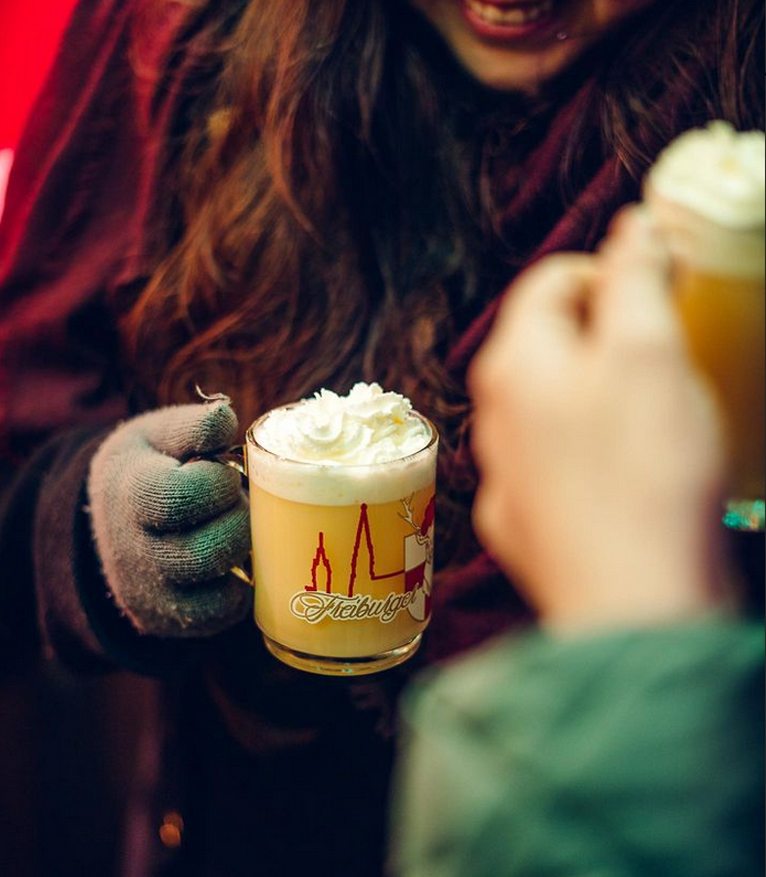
645, 121, 765, 276
249, 383, 435, 505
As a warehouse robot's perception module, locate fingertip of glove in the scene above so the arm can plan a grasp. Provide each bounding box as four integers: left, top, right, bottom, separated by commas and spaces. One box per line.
136, 400, 240, 458
194, 400, 239, 452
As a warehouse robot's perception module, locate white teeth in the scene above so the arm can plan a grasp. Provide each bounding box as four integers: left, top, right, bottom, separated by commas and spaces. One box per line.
466, 0, 554, 27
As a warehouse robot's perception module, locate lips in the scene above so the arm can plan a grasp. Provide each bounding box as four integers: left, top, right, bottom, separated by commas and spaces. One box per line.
460, 0, 562, 41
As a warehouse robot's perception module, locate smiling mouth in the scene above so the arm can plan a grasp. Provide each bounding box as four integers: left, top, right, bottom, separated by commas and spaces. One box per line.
464, 0, 556, 27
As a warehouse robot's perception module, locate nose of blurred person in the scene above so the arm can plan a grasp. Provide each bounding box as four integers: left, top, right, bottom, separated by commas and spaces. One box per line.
406, 0, 659, 93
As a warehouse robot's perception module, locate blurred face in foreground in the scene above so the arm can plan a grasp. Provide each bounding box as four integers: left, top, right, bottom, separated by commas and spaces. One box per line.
406, 0, 659, 93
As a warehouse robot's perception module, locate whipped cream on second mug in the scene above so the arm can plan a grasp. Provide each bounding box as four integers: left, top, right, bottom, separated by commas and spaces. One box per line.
254, 383, 432, 465
645, 121, 765, 275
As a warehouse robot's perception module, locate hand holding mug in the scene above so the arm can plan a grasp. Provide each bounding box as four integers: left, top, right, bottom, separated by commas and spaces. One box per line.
88, 400, 252, 637
469, 208, 728, 632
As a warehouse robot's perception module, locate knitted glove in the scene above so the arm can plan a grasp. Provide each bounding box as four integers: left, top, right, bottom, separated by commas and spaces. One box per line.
87, 400, 251, 637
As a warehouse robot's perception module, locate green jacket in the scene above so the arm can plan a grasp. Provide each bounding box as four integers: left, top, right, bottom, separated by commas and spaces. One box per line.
391, 618, 764, 877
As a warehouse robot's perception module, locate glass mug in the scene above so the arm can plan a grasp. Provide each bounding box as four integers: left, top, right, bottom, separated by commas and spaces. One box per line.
674, 261, 765, 531
645, 186, 765, 533
224, 406, 439, 676
644, 124, 765, 532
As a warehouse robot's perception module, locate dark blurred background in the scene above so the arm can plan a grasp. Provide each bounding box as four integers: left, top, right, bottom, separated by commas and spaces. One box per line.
0, 667, 160, 876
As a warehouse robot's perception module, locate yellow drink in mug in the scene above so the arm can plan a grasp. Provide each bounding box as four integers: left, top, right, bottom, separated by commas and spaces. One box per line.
245, 384, 438, 676
646, 122, 766, 531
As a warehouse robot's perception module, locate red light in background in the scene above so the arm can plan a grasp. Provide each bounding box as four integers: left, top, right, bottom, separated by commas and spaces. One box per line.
0, 0, 80, 150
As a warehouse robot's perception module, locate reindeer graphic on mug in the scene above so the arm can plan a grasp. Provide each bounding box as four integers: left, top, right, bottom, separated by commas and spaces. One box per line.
400, 494, 435, 623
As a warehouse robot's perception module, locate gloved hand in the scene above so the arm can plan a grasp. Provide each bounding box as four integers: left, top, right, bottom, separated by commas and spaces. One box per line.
88, 399, 252, 637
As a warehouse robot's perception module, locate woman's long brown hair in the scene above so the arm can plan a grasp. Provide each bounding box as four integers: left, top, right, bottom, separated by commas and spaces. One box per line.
121, 0, 764, 561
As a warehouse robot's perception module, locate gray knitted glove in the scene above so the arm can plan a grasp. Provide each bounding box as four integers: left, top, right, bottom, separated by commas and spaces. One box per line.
87, 400, 251, 638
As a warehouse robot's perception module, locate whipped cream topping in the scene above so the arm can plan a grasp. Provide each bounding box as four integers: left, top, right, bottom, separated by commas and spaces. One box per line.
248, 384, 437, 506
254, 383, 432, 466
645, 122, 765, 275
647, 122, 765, 227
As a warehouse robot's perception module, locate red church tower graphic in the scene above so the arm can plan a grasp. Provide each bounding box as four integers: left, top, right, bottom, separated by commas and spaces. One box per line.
303, 497, 435, 621
310, 533, 333, 594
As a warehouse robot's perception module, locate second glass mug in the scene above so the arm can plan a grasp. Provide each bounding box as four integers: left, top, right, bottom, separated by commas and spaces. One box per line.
674, 261, 766, 532
220, 406, 439, 677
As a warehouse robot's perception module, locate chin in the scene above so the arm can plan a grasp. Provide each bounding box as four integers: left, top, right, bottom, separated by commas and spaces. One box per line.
447, 38, 581, 94
406, 0, 656, 96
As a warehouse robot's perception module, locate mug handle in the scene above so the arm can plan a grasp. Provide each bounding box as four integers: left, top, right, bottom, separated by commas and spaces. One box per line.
211, 446, 253, 587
